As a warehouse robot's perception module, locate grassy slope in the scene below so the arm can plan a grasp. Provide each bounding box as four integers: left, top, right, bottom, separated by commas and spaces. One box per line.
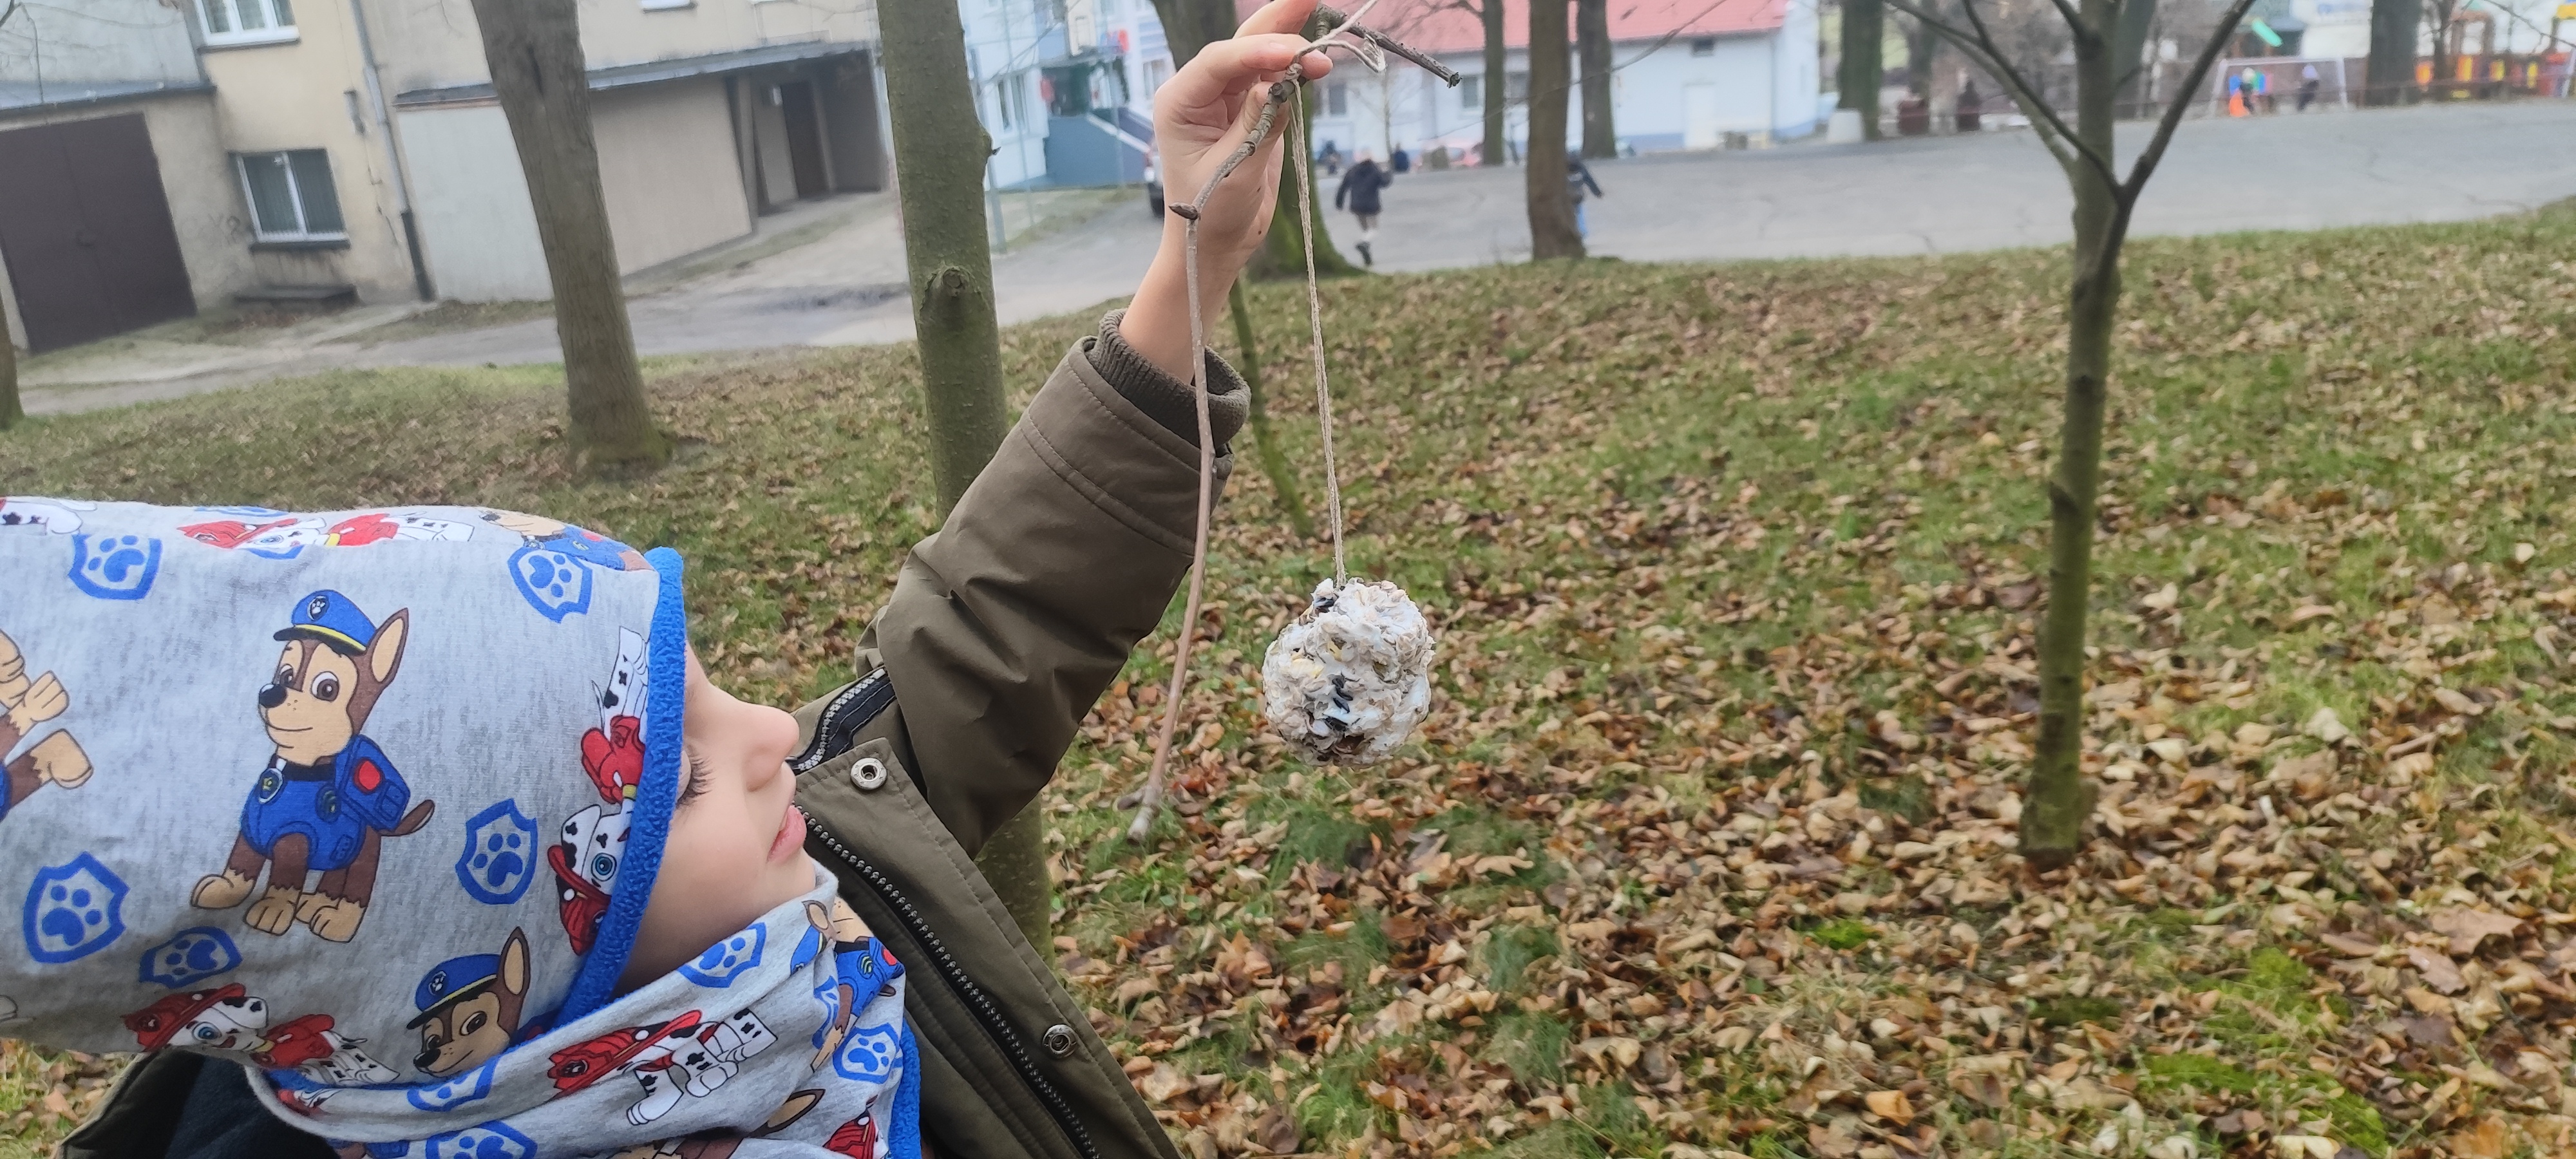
5, 203, 2576, 1158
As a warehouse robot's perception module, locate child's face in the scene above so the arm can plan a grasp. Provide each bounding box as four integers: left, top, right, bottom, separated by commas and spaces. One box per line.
618, 648, 815, 990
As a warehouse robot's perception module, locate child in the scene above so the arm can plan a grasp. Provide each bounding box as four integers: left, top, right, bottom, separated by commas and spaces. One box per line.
19, 5, 1335, 1158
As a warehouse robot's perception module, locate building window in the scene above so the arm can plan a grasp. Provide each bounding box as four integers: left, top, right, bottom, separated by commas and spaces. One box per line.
1327, 80, 1349, 116
1690, 37, 1716, 55
1461, 73, 1482, 109
1144, 57, 1171, 97
237, 150, 345, 242
196, 0, 296, 46
1505, 71, 1530, 102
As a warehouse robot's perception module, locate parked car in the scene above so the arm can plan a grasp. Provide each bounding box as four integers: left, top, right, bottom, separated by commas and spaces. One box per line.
1145, 160, 1165, 217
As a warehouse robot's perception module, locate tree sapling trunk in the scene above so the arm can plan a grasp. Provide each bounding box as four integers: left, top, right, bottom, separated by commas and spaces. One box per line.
881, 0, 1042, 945
1230, 281, 1315, 537
468, 0, 669, 473
1526, 0, 1584, 258
1880, 0, 2254, 868
0, 316, 21, 431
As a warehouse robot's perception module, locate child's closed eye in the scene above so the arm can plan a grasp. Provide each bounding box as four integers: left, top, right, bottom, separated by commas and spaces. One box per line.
678, 749, 712, 807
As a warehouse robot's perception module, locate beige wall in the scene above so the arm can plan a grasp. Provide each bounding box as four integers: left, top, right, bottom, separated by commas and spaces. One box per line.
594, 79, 755, 273
396, 103, 547, 302
0, 93, 259, 350
195, 1, 423, 302
363, 0, 878, 97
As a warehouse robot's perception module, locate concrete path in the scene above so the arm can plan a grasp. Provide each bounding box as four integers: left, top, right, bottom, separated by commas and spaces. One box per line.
1334, 99, 2576, 269
23, 99, 2576, 415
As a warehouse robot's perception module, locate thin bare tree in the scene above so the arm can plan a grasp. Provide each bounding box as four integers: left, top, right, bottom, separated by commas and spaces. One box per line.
1841, 0, 1888, 138
466, 0, 670, 472
1878, 0, 2255, 867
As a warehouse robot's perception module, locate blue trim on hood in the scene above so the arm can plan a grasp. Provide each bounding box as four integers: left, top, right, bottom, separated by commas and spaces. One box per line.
560, 547, 688, 1019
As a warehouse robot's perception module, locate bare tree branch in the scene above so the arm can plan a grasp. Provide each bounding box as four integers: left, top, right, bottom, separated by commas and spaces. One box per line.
1957, 0, 2119, 186
2119, 0, 2257, 198
1881, 0, 2098, 180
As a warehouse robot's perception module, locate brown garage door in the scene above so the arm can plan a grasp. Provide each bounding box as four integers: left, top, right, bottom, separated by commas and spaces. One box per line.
0, 113, 196, 353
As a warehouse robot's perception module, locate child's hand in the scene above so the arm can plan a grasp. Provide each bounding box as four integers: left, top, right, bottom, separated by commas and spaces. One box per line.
1120, 0, 1336, 381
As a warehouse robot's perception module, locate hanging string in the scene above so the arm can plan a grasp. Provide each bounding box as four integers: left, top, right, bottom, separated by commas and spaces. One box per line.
1128, 2, 1422, 841
1285, 85, 1349, 585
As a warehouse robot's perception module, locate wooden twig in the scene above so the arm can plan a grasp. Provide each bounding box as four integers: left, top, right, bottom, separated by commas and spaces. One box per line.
1317, 3, 1464, 84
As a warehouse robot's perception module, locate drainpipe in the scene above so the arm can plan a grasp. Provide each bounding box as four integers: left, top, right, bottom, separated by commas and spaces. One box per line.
346, 0, 435, 301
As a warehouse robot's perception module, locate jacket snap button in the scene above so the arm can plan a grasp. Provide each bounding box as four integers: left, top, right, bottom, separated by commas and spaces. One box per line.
851, 757, 889, 791
1042, 1023, 1076, 1057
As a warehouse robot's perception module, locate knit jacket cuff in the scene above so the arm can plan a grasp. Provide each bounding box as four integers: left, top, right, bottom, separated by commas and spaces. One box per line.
1087, 310, 1249, 452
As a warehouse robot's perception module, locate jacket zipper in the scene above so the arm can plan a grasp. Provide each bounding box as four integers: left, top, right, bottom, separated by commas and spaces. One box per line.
790, 670, 897, 775
800, 805, 1105, 1159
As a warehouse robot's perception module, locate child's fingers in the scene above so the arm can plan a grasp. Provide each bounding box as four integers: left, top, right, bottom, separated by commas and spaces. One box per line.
1236, 0, 1321, 37
1167, 33, 1334, 114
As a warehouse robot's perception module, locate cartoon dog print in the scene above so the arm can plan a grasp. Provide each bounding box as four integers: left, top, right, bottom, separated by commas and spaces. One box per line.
482, 510, 649, 571
122, 985, 399, 1086
0, 498, 88, 534
546, 1008, 779, 1127
804, 898, 876, 1069
550, 628, 649, 954
605, 1090, 827, 1159
0, 627, 92, 825
192, 590, 435, 943
408, 928, 533, 1079
178, 511, 474, 558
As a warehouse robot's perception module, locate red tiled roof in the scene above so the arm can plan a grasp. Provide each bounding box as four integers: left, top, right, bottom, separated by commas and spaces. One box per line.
1234, 0, 1786, 55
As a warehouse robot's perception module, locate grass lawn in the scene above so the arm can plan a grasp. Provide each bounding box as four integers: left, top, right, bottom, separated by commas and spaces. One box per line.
6, 202, 2576, 1159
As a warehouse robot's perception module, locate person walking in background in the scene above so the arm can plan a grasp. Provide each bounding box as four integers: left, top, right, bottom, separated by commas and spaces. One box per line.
1566, 151, 1605, 238
1390, 146, 1412, 174
2298, 62, 2321, 110
1319, 140, 1344, 176
1335, 149, 1393, 266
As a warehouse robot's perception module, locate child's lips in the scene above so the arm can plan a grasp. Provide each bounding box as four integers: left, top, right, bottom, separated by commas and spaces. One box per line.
770, 802, 808, 863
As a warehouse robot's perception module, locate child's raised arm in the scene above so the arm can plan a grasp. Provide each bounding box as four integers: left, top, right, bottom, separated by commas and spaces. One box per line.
1116, 0, 1336, 381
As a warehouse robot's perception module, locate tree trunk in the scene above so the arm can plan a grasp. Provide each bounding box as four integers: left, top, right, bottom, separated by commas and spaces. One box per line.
1577, 0, 1616, 158
1256, 77, 1363, 279
1229, 281, 1314, 537
466, 0, 667, 473
883, 0, 1040, 945
2112, 0, 2158, 117
0, 323, 19, 432
2023, 0, 2126, 869
1481, 0, 1508, 167
2367, 0, 2423, 104
1526, 0, 1583, 259
1840, 0, 1886, 139
2424, 0, 2458, 99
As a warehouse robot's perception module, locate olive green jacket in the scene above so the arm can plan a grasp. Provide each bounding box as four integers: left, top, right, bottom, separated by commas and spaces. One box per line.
66, 318, 1244, 1159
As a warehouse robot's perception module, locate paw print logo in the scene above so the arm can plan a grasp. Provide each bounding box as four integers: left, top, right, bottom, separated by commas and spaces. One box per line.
425, 1121, 535, 1159
138, 927, 241, 988
22, 853, 128, 963
408, 1058, 497, 1111
67, 534, 161, 601
833, 1020, 901, 1083
454, 800, 537, 905
506, 544, 593, 622
678, 923, 766, 988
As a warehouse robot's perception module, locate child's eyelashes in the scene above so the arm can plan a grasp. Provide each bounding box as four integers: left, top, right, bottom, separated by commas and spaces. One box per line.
679, 749, 713, 807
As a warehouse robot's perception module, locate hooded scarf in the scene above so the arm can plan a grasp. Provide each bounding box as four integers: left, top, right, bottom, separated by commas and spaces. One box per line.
0, 498, 914, 1159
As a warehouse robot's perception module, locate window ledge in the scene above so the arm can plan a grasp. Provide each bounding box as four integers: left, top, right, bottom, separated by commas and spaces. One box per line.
640, 0, 696, 10
202, 30, 301, 50
251, 238, 350, 252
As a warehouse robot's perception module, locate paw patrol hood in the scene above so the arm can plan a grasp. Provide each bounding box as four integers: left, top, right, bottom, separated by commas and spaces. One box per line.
0, 499, 914, 1158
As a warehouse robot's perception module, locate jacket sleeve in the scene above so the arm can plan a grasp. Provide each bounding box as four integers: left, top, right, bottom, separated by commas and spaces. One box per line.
853, 321, 1245, 854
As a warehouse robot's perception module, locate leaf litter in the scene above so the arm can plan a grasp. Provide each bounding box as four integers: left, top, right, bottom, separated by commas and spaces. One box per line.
4, 203, 2576, 1158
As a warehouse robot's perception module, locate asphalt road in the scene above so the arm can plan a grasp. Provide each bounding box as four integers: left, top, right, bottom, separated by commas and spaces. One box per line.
24, 99, 2576, 415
